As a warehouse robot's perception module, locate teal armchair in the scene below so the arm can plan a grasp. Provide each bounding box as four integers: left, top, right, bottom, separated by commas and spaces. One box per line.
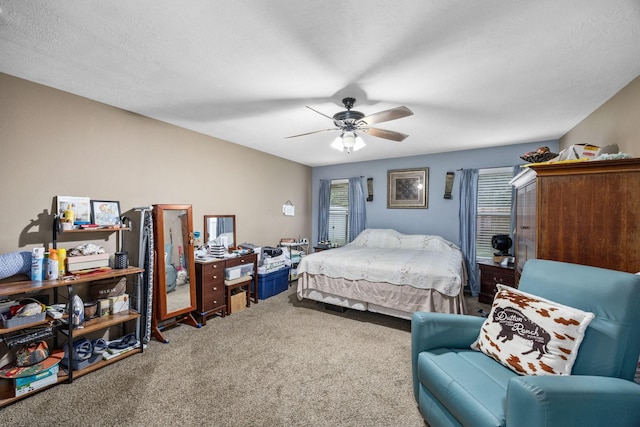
412, 259, 640, 427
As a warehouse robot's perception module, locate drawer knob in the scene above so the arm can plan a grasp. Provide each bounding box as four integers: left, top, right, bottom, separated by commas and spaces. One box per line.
212, 287, 217, 291
211, 275, 218, 280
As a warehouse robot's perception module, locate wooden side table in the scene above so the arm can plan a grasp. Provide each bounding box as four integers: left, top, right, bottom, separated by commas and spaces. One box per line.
478, 261, 516, 304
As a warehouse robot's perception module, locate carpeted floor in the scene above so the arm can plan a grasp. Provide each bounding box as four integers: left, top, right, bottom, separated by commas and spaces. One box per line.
1, 288, 487, 427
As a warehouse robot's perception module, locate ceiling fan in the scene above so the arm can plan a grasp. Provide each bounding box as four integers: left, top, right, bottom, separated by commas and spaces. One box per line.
285, 97, 414, 153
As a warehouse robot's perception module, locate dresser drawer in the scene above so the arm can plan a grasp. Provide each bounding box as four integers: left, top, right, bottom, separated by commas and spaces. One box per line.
225, 253, 256, 268
201, 262, 225, 285
202, 286, 225, 312
478, 262, 516, 304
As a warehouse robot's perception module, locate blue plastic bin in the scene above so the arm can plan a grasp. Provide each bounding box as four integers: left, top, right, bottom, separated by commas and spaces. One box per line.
254, 267, 290, 300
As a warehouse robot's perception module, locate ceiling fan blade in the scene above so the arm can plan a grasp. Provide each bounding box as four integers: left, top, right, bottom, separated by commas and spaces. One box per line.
285, 128, 338, 139
361, 127, 409, 142
356, 106, 413, 126
306, 106, 337, 122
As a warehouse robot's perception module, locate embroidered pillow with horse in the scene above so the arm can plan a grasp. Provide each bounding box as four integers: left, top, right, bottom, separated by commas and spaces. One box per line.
471, 284, 595, 376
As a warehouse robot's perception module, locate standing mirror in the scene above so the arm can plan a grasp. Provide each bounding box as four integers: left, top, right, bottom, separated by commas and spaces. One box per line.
152, 204, 199, 343
204, 215, 236, 249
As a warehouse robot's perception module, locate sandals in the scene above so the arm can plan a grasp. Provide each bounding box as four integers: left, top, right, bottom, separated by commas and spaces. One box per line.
107, 333, 137, 350
92, 338, 108, 355
63, 338, 93, 361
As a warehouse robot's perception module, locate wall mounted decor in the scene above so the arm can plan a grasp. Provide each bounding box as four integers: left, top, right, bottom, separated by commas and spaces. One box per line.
367, 177, 374, 201
56, 195, 91, 224
387, 168, 429, 208
90, 200, 121, 226
444, 171, 455, 199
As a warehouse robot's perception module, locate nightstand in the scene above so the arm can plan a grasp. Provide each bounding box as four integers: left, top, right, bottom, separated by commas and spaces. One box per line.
313, 245, 331, 253
478, 261, 516, 304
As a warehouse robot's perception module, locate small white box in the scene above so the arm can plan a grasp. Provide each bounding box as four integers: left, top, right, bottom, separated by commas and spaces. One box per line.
225, 263, 254, 280
109, 294, 129, 314
97, 298, 111, 317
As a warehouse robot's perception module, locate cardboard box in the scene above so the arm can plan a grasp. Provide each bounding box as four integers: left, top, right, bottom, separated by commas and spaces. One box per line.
109, 294, 129, 314
556, 143, 618, 161
66, 253, 110, 272
15, 365, 59, 396
229, 291, 246, 314
97, 298, 111, 317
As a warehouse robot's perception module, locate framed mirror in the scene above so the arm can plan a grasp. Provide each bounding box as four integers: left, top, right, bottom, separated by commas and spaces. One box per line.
204, 215, 236, 249
152, 204, 199, 342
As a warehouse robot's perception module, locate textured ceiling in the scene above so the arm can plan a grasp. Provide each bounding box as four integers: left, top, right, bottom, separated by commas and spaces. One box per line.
1, 1, 639, 166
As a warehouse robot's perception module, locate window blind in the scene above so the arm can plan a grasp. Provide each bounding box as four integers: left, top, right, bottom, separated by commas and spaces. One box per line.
329, 180, 349, 246
476, 168, 513, 258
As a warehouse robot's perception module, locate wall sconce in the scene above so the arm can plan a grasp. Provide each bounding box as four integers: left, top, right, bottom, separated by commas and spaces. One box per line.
444, 171, 455, 199
367, 178, 373, 201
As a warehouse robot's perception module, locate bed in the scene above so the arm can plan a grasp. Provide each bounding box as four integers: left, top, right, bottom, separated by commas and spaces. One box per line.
296, 229, 467, 319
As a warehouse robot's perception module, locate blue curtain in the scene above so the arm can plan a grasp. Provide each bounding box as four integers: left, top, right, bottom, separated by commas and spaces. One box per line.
318, 179, 331, 242
510, 165, 521, 248
459, 169, 479, 297
348, 177, 367, 242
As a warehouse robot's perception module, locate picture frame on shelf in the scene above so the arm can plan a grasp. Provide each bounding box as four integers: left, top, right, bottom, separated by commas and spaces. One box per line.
90, 200, 122, 226
387, 168, 429, 209
56, 196, 91, 224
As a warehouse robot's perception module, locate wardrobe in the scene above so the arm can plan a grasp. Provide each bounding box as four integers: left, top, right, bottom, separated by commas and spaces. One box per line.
511, 158, 640, 283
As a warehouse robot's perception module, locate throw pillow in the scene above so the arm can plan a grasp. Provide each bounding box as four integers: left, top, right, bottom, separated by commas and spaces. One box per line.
471, 284, 594, 376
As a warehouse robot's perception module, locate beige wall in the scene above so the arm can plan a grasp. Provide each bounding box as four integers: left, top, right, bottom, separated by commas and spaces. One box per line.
0, 73, 312, 259
560, 75, 640, 156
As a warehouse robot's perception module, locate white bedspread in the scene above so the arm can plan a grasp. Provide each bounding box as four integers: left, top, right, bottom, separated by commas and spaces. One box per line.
297, 229, 465, 297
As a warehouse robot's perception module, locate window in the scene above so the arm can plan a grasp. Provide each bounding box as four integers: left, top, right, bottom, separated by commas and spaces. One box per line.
329, 179, 349, 246
476, 167, 513, 259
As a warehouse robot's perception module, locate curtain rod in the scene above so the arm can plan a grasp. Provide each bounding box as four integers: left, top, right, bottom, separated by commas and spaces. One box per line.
326, 175, 365, 180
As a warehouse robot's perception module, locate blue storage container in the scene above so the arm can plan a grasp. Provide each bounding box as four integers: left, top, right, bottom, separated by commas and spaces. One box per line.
254, 267, 290, 300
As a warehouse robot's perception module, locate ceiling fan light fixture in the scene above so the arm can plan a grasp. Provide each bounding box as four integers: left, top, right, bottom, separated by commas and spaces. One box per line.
353, 135, 366, 152
342, 131, 356, 148
331, 136, 344, 152
332, 132, 366, 154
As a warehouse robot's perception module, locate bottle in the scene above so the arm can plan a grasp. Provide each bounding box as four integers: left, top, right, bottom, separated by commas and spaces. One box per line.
58, 248, 67, 277
31, 247, 45, 281
43, 252, 49, 281
65, 203, 75, 224
47, 248, 59, 280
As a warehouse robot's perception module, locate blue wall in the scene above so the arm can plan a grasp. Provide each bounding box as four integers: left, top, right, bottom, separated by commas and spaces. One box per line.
310, 140, 558, 246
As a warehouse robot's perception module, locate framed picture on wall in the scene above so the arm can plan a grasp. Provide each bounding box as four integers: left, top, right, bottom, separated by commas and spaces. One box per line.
56, 196, 91, 224
90, 200, 122, 226
387, 168, 429, 209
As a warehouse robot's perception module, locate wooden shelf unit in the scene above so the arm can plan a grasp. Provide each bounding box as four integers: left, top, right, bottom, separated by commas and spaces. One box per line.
0, 267, 144, 408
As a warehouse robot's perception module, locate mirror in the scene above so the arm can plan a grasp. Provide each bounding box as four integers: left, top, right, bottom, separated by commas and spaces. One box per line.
152, 204, 198, 342
204, 215, 236, 249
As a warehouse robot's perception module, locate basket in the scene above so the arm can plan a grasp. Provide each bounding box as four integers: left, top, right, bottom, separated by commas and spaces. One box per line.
520, 152, 558, 163
1, 311, 47, 329
0, 298, 47, 329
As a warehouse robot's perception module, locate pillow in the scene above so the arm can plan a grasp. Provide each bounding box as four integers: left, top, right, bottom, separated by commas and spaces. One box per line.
471, 284, 595, 376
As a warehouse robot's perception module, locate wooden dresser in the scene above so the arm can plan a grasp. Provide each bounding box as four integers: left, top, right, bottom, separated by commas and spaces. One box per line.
478, 261, 516, 304
194, 253, 258, 325
511, 158, 640, 283
195, 258, 226, 325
